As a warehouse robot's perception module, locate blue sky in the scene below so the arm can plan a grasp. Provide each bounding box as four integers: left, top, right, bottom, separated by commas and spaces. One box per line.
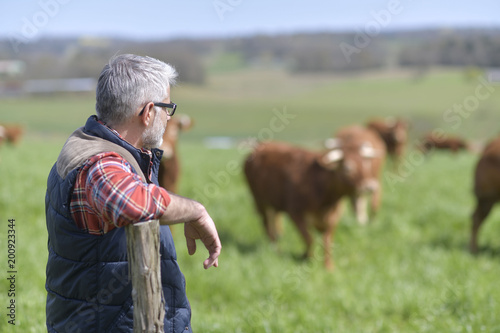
1, 0, 499, 41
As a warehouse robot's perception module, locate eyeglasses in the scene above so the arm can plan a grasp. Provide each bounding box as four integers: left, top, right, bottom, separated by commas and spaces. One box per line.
139, 102, 177, 117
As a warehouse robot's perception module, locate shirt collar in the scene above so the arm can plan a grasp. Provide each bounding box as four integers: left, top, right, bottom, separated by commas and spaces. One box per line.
96, 118, 153, 159
83, 115, 163, 184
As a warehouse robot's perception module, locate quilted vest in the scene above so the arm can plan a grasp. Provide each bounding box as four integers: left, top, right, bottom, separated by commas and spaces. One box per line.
45, 116, 192, 332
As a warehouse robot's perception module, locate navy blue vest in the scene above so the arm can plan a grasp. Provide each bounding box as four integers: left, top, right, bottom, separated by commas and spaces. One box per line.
45, 116, 192, 332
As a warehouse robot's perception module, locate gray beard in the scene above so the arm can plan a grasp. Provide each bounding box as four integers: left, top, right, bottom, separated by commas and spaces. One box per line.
142, 113, 165, 149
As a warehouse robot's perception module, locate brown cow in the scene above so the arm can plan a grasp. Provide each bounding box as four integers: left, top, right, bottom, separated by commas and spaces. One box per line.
0, 124, 23, 146
470, 136, 500, 253
366, 117, 408, 165
328, 126, 387, 224
418, 132, 468, 153
158, 115, 193, 193
243, 126, 386, 270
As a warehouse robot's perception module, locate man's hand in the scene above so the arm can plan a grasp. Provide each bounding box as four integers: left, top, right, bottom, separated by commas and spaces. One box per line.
184, 210, 221, 269
160, 193, 221, 269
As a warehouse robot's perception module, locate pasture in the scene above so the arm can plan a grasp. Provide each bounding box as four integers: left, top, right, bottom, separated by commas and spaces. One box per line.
1, 68, 500, 332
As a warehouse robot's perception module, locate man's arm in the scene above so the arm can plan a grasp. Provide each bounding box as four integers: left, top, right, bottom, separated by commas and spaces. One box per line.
160, 193, 221, 269
160, 192, 205, 224
83, 154, 221, 268
82, 154, 171, 230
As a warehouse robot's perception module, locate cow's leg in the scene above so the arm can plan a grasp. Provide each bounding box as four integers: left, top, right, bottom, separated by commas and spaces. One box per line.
350, 195, 368, 225
470, 198, 495, 253
391, 155, 399, 171
289, 212, 313, 260
369, 182, 381, 222
254, 203, 272, 241
322, 203, 343, 271
393, 148, 404, 171
256, 204, 274, 242
264, 207, 282, 242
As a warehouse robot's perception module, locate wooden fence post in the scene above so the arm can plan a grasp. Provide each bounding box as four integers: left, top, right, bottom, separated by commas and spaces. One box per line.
126, 220, 165, 333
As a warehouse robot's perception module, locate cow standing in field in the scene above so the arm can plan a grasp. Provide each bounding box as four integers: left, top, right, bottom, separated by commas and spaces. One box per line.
470, 136, 500, 253
158, 115, 193, 193
243, 126, 386, 270
366, 117, 408, 165
328, 126, 387, 224
0, 124, 23, 146
418, 133, 468, 154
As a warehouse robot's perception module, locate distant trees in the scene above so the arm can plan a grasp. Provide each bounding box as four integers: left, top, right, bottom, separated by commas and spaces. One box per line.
221, 29, 500, 74
1, 28, 500, 82
161, 49, 206, 85
398, 30, 500, 68
225, 33, 387, 72
124, 40, 207, 85
0, 38, 207, 85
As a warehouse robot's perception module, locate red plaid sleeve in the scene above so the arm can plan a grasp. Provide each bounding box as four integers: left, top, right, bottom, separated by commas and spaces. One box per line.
70, 152, 171, 235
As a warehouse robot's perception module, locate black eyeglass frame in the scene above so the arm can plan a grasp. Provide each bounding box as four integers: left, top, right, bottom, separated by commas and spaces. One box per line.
138, 102, 177, 116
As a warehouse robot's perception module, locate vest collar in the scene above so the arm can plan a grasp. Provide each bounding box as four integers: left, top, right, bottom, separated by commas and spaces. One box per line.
83, 115, 163, 185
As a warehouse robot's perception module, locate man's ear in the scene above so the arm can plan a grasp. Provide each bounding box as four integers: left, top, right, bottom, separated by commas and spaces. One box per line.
140, 102, 155, 126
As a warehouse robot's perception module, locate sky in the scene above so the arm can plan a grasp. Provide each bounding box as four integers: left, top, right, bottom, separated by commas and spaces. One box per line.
1, 0, 499, 41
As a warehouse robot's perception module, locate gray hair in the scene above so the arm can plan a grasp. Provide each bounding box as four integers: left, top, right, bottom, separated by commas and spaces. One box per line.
95, 54, 178, 126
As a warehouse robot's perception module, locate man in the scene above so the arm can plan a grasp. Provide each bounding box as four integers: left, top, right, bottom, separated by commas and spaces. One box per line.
45, 54, 221, 332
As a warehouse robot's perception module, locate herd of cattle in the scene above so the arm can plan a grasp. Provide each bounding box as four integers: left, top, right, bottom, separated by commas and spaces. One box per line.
161, 115, 500, 270
245, 118, 500, 270
2, 114, 496, 270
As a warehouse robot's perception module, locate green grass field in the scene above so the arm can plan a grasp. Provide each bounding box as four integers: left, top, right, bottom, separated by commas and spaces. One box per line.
1, 68, 500, 332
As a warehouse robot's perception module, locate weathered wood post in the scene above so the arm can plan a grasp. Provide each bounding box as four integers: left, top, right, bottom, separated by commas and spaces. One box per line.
126, 220, 165, 333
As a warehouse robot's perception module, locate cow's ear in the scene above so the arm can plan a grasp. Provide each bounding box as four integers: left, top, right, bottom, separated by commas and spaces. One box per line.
318, 149, 343, 170
178, 115, 193, 130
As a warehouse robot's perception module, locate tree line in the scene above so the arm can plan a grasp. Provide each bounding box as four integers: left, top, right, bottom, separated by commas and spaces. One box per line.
0, 27, 499, 85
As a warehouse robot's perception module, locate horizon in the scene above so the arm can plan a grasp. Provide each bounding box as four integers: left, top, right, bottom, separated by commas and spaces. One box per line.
1, 0, 499, 43
2, 24, 500, 44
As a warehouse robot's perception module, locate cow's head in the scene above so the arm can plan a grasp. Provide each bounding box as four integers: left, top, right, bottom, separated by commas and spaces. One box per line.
386, 118, 408, 144
320, 138, 380, 192
160, 115, 193, 159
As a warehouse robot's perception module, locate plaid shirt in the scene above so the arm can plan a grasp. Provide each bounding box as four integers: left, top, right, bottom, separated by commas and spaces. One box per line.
70, 144, 171, 236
